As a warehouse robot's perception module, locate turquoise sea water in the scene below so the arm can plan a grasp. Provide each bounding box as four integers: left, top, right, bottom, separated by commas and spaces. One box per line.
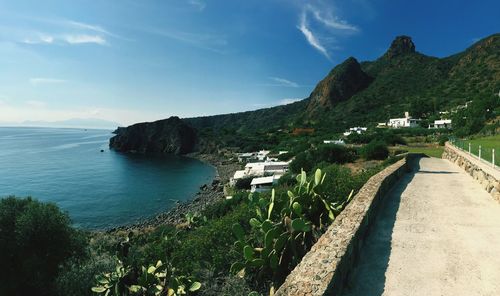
0, 127, 216, 229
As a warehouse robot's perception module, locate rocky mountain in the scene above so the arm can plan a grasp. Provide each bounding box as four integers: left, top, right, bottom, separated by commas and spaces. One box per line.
110, 34, 500, 154
109, 116, 197, 154
307, 57, 373, 114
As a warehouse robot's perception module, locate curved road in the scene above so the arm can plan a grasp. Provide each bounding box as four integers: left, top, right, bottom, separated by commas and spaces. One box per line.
343, 157, 500, 296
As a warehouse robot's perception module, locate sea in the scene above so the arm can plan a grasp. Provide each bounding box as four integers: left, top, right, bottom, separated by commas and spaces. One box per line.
0, 127, 216, 229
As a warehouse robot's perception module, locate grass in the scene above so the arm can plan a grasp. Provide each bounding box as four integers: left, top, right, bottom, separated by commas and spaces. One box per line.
402, 145, 445, 158
453, 135, 500, 166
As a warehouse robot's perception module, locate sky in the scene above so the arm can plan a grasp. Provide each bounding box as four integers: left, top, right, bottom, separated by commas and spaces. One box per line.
0, 0, 499, 127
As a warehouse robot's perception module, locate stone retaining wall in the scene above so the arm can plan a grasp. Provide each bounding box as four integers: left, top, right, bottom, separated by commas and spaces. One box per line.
443, 142, 500, 202
275, 155, 415, 296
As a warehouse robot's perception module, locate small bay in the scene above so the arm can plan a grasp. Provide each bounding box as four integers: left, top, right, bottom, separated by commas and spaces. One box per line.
0, 127, 216, 229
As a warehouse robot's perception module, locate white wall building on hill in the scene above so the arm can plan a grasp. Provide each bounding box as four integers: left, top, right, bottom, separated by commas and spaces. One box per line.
343, 127, 367, 136
429, 119, 452, 129
250, 175, 281, 193
387, 112, 421, 128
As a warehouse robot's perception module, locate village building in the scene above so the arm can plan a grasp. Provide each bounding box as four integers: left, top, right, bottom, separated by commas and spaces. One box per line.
387, 112, 421, 128
343, 127, 367, 136
323, 139, 346, 145
256, 150, 270, 161
429, 119, 452, 129
250, 175, 281, 193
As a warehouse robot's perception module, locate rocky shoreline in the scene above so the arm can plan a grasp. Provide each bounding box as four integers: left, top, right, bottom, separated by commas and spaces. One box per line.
105, 152, 241, 233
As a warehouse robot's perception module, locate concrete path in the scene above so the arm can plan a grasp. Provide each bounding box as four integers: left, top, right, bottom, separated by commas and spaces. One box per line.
342, 157, 500, 296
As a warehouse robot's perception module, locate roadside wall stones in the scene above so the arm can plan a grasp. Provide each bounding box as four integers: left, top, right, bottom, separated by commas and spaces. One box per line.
275, 155, 414, 296
442, 142, 500, 203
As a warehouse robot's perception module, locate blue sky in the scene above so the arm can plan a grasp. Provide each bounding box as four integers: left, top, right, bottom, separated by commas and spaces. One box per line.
0, 0, 498, 126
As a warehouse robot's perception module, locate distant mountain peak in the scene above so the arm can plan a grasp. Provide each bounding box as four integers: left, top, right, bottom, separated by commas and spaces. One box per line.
385, 35, 416, 58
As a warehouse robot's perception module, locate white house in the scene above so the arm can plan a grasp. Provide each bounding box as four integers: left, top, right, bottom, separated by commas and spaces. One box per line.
323, 139, 346, 145
388, 112, 421, 128
343, 127, 367, 136
237, 152, 255, 163
429, 119, 452, 129
230, 170, 247, 186
230, 161, 289, 187
250, 175, 281, 193
244, 161, 289, 176
256, 150, 270, 161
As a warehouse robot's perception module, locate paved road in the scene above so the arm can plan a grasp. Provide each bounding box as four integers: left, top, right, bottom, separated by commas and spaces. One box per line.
342, 157, 500, 296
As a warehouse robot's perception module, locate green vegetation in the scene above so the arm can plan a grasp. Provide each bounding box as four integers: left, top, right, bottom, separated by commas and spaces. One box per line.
403, 146, 445, 158
0, 197, 86, 296
231, 170, 354, 291
452, 135, 500, 166
361, 140, 389, 160
289, 144, 357, 174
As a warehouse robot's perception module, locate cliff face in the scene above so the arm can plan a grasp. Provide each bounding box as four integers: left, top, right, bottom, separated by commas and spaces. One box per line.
307, 57, 373, 113
109, 116, 197, 155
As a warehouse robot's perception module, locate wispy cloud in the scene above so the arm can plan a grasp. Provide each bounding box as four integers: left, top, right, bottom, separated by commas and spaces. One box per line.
308, 6, 359, 32
297, 2, 359, 60
12, 17, 122, 46
269, 77, 300, 88
147, 28, 227, 53
29, 78, 66, 85
280, 98, 302, 105
188, 0, 206, 11
298, 12, 330, 60
63, 34, 106, 45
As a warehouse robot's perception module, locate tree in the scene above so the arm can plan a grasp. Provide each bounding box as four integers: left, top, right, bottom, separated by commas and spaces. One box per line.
0, 197, 86, 296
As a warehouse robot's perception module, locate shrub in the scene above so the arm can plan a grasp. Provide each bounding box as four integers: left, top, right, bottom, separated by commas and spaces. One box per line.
289, 144, 357, 174
361, 140, 389, 160
438, 134, 449, 146
56, 254, 116, 296
235, 176, 254, 190
0, 196, 86, 296
277, 173, 297, 187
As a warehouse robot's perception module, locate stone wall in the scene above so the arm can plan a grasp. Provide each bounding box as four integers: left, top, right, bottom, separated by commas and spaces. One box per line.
442, 143, 500, 202
275, 155, 415, 296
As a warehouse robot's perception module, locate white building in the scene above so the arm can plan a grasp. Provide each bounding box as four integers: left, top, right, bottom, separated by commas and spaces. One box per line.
230, 161, 289, 187
388, 112, 420, 128
343, 127, 367, 136
323, 139, 346, 145
429, 119, 452, 129
244, 161, 289, 176
237, 152, 255, 163
230, 170, 247, 186
256, 150, 270, 161
250, 175, 281, 193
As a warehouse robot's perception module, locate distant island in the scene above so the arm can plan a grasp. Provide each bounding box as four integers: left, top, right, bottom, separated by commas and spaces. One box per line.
2, 118, 122, 130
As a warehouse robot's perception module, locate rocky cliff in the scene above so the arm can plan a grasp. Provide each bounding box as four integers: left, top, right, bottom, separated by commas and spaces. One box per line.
307, 57, 373, 113
109, 116, 197, 155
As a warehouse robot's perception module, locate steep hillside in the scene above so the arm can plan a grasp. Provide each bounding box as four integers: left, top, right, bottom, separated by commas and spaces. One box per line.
110, 34, 500, 153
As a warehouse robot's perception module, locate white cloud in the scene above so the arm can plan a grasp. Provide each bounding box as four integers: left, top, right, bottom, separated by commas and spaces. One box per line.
297, 2, 359, 60
308, 6, 359, 32
63, 34, 107, 45
22, 34, 55, 44
29, 78, 66, 85
188, 0, 206, 11
269, 77, 300, 88
25, 100, 46, 108
280, 98, 302, 105
298, 12, 330, 60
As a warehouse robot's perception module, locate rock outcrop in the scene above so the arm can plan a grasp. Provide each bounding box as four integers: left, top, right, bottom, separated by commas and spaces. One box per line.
109, 116, 197, 155
307, 57, 373, 113
384, 35, 416, 59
